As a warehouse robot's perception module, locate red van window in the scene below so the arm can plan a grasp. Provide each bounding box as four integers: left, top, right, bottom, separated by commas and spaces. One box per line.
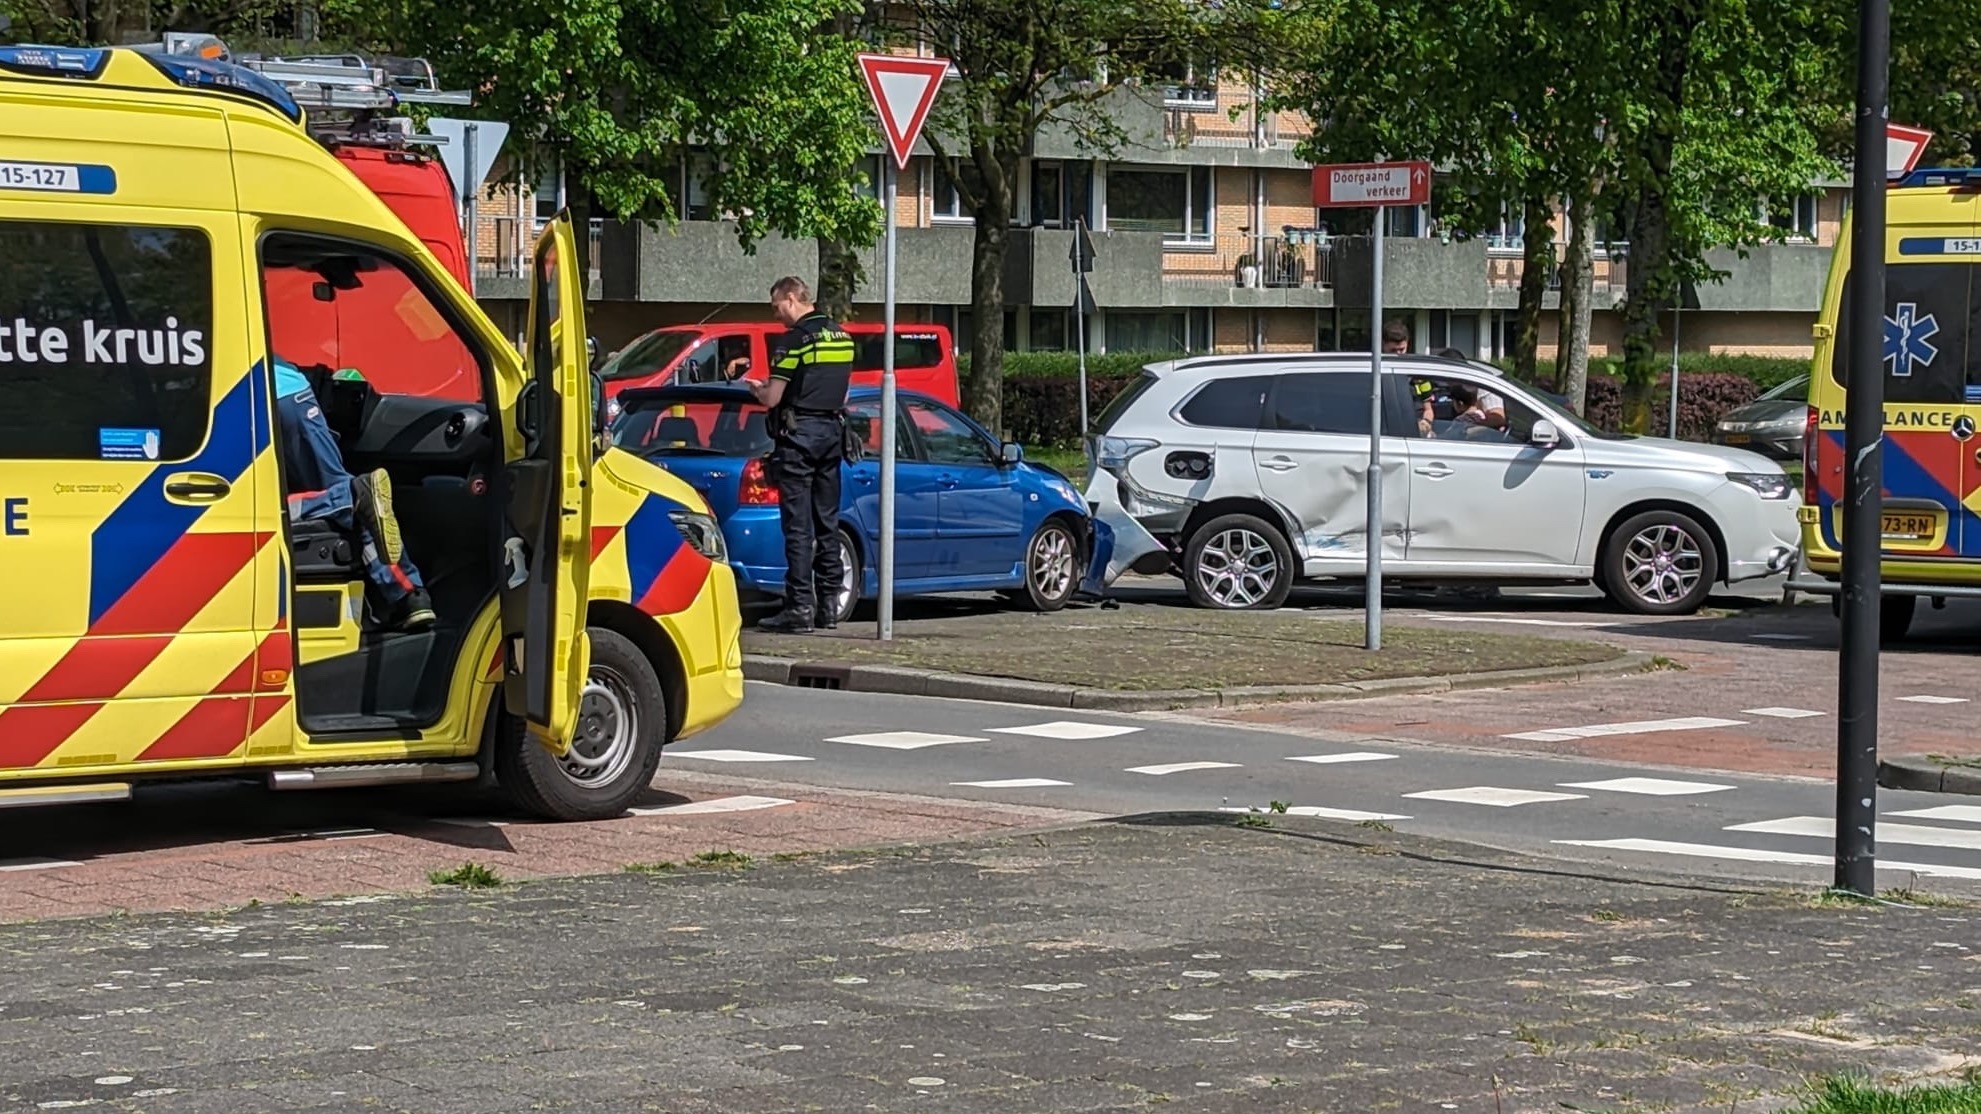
853, 333, 945, 372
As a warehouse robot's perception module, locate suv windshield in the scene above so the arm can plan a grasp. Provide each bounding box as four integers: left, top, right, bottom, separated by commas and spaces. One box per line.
598, 330, 696, 382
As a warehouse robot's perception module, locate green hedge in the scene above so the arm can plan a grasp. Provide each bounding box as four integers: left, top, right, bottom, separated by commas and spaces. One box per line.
958, 350, 1192, 380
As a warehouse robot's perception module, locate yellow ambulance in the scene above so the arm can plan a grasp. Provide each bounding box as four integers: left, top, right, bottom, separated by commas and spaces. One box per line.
0, 45, 744, 819
1797, 166, 1981, 640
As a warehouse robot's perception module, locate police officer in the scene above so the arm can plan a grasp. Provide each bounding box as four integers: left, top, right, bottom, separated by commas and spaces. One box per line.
746, 276, 854, 633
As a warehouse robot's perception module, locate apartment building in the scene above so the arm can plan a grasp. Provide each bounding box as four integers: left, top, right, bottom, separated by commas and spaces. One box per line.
465, 63, 1842, 365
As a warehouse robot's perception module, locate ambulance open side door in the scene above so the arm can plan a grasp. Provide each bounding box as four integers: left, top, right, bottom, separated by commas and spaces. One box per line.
502, 214, 593, 749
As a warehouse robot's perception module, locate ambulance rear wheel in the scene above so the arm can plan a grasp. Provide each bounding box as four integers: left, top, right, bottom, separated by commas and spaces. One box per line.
496, 627, 667, 822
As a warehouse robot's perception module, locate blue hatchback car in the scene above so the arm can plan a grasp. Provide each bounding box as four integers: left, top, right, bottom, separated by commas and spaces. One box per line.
611, 384, 1115, 623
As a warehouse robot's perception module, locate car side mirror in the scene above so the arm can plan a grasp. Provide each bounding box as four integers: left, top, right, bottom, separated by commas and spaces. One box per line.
1000, 441, 1024, 465
1528, 419, 1561, 449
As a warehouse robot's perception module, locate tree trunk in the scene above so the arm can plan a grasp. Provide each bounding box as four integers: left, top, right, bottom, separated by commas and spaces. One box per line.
965, 215, 1011, 435
1512, 196, 1556, 382
816, 237, 862, 323
1619, 182, 1675, 434
1559, 190, 1597, 415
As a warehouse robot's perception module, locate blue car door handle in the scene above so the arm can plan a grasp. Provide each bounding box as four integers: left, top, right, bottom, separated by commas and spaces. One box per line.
853, 472, 875, 486
938, 473, 958, 488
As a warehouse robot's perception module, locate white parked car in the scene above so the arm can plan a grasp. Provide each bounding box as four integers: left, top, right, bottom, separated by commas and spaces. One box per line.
1084, 352, 1801, 615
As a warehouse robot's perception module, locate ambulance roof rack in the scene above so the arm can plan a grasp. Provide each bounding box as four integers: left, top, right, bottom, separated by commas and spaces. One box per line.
135, 32, 470, 147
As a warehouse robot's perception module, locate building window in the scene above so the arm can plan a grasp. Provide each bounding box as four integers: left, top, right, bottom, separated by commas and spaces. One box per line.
1105, 311, 1194, 352
853, 155, 885, 201
532, 160, 562, 226
1032, 160, 1066, 227
1485, 204, 1524, 252
1765, 194, 1820, 241
1028, 308, 1067, 351
1384, 204, 1423, 238
1106, 165, 1213, 245
930, 161, 973, 223
685, 154, 716, 221
1154, 58, 1218, 108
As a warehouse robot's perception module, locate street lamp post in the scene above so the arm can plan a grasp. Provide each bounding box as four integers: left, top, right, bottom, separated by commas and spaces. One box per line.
1834, 0, 1890, 897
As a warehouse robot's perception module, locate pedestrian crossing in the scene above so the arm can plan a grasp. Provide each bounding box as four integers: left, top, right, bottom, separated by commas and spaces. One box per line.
667, 705, 1981, 889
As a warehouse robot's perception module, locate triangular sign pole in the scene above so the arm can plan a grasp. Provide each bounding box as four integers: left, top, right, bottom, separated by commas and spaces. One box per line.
858, 53, 949, 169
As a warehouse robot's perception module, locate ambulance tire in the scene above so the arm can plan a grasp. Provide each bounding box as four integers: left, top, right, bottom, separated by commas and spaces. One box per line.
1880, 594, 1917, 643
496, 627, 667, 822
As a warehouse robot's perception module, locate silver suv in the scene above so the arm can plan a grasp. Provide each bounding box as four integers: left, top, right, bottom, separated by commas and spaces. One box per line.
1085, 352, 1800, 614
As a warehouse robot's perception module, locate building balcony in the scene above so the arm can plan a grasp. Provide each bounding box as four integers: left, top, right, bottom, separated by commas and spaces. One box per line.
471, 216, 605, 300
1161, 230, 1335, 307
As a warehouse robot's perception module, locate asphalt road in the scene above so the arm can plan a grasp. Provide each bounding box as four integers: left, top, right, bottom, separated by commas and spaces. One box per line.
695, 566, 1981, 895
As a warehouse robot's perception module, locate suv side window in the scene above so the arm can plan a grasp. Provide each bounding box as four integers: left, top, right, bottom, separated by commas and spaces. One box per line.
1177, 375, 1271, 428
0, 219, 214, 461
1269, 372, 1371, 436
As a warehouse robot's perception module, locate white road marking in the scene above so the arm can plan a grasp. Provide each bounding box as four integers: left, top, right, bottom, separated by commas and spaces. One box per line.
1285, 752, 1398, 765
1744, 706, 1826, 719
668, 749, 815, 763
950, 778, 1071, 789
1559, 777, 1737, 797
1219, 806, 1410, 822
1504, 717, 1746, 743
0, 857, 80, 872
305, 828, 387, 841
1422, 615, 1608, 628
1127, 762, 1242, 776
1749, 633, 1813, 642
1727, 816, 1981, 852
1889, 805, 1981, 825
1898, 695, 1968, 704
1555, 838, 1981, 880
826, 731, 984, 749
988, 721, 1143, 740
627, 795, 795, 816
1403, 787, 1588, 808
433, 818, 512, 828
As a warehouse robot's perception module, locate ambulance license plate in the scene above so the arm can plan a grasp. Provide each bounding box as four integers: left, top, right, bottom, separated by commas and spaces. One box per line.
0, 161, 80, 192
1881, 512, 1937, 541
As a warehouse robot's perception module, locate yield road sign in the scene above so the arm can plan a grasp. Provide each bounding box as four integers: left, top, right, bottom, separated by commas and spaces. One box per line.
427, 117, 509, 203
1886, 123, 1935, 179
1312, 161, 1431, 208
858, 54, 949, 169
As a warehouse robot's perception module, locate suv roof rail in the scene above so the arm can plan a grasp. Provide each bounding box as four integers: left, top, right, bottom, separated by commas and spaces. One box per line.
135, 33, 470, 147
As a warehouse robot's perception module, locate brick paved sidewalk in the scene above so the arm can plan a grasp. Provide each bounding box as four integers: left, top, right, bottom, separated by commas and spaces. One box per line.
0, 815, 1975, 1113
0, 771, 1094, 922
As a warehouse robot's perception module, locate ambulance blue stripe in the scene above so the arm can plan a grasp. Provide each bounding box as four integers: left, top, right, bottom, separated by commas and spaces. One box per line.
622, 494, 687, 604
88, 366, 262, 626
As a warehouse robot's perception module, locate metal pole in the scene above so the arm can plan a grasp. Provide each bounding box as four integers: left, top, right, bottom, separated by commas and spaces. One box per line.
463, 123, 479, 297
1365, 215, 1386, 651
1668, 300, 1681, 436
1075, 219, 1090, 437
1835, 0, 1889, 896
878, 158, 900, 642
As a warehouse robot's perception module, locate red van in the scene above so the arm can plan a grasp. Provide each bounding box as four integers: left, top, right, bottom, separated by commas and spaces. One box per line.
597, 323, 961, 415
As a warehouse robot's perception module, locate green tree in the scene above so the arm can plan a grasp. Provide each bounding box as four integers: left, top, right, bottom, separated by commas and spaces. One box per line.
369, 0, 881, 278
890, 0, 1274, 431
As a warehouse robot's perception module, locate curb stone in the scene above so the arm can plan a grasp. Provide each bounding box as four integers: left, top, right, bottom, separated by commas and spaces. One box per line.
1878, 755, 1981, 796
741, 651, 1659, 710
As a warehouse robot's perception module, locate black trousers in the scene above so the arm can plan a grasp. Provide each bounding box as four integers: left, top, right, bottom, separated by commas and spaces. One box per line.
770, 415, 845, 619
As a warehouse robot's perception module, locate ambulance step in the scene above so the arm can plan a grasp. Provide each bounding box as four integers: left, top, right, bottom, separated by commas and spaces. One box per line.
268, 761, 480, 790
0, 782, 133, 810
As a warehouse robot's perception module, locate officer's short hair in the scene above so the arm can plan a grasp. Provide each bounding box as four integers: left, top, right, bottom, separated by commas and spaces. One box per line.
770, 276, 812, 303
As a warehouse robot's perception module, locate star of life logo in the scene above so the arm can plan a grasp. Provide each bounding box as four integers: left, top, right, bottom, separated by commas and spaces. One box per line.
1883, 302, 1940, 376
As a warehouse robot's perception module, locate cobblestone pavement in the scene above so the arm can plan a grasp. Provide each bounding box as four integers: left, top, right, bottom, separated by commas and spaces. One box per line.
1, 815, 1975, 1113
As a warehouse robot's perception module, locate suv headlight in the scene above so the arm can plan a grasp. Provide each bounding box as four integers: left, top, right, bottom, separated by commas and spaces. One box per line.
1726, 472, 1792, 500
1094, 435, 1159, 474
669, 510, 729, 561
